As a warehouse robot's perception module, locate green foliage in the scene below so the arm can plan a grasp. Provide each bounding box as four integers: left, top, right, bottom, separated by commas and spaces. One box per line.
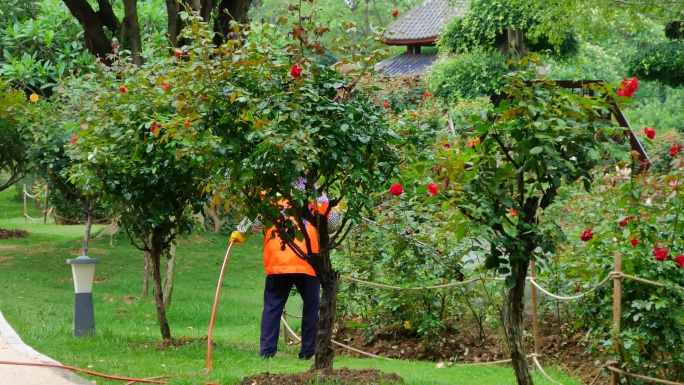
0, 0, 96, 92
0, 0, 169, 92
208, 13, 398, 257
627, 41, 684, 87
557, 161, 684, 381
546, 43, 623, 82
426, 51, 509, 104
665, 21, 684, 40
438, 0, 578, 58
248, 0, 418, 56
0, 80, 28, 192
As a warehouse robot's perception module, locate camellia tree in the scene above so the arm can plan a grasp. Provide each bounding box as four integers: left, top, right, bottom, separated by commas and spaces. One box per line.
67, 21, 223, 340
434, 57, 630, 384
205, 6, 399, 370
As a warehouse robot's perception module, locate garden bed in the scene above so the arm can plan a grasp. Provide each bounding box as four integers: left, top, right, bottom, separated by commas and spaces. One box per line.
0, 228, 29, 239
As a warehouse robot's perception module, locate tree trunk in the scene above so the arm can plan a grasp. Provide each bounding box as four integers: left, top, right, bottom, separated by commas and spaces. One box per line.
142, 250, 150, 297
507, 28, 525, 57
82, 198, 94, 256
165, 0, 182, 47
163, 243, 177, 309
507, 258, 534, 385
212, 0, 251, 47
122, 0, 144, 65
150, 230, 172, 340
199, 0, 217, 23
95, 0, 121, 33
61, 0, 113, 60
203, 204, 224, 233
313, 264, 338, 372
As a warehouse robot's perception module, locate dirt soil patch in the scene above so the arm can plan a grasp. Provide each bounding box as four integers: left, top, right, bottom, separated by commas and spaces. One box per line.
236, 367, 404, 385
131, 337, 212, 350
332, 318, 602, 384
0, 228, 29, 240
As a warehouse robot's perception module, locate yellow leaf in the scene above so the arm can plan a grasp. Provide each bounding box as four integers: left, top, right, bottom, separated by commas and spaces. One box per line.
230, 92, 237, 104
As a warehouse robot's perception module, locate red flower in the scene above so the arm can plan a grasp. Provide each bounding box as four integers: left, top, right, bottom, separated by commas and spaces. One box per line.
423, 92, 430, 98
389, 183, 404, 196
401, 131, 409, 135
392, 9, 399, 17
674, 255, 684, 268
175, 51, 185, 57
617, 77, 638, 98
70, 135, 77, 144
185, 119, 191, 127
290, 64, 302, 79
630, 238, 639, 246
670, 144, 681, 157
580, 230, 594, 242
509, 209, 517, 216
573, 282, 581, 293
163, 83, 170, 91
642, 126, 655, 139
383, 102, 390, 108
119, 86, 126, 93
654, 248, 668, 261
427, 183, 439, 197
443, 143, 451, 148
150, 122, 159, 132
618, 219, 628, 227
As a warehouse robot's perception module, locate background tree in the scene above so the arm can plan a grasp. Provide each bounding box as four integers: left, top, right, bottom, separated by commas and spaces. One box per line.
206, 8, 398, 370
435, 58, 628, 384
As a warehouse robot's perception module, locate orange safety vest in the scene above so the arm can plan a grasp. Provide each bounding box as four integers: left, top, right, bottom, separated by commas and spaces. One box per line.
262, 200, 329, 277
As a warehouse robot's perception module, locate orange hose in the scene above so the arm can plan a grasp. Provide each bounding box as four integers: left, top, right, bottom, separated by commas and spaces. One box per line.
206, 241, 234, 374
0, 360, 169, 383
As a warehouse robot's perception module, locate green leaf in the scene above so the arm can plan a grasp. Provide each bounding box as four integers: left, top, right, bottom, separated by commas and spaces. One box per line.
529, 147, 543, 155
505, 275, 516, 288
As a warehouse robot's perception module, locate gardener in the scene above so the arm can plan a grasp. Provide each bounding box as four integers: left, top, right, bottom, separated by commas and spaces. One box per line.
229, 193, 339, 359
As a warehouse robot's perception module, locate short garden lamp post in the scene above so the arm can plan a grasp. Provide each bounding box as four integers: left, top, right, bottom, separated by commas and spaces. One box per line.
66, 256, 100, 337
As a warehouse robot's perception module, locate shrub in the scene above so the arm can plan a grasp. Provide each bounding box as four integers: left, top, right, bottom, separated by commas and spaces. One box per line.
627, 41, 684, 87
426, 51, 509, 103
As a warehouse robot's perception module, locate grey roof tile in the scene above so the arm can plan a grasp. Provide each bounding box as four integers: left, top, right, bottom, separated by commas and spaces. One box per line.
375, 53, 438, 77
385, 0, 469, 43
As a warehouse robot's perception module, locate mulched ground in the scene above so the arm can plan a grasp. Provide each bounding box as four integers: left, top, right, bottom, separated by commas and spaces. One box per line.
332, 317, 603, 384
0, 228, 29, 240
236, 367, 404, 385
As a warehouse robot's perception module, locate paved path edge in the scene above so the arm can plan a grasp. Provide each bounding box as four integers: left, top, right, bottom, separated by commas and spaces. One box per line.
0, 309, 93, 384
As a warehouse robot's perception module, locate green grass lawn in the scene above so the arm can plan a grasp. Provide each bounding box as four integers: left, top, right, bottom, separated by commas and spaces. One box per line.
0, 188, 582, 385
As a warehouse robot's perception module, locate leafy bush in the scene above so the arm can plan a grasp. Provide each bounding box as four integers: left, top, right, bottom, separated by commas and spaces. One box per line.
559, 163, 684, 382
546, 43, 623, 82
426, 51, 509, 103
627, 41, 684, 87
439, 0, 578, 58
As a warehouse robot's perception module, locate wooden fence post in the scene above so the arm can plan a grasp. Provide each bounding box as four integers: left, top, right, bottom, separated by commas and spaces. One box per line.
611, 252, 623, 385
282, 310, 288, 344
530, 260, 540, 355
23, 184, 27, 222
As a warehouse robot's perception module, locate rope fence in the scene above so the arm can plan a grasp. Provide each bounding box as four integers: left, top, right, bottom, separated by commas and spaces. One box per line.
292, 252, 680, 385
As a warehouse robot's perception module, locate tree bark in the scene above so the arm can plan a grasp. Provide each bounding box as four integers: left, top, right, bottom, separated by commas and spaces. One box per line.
163, 243, 177, 309
507, 258, 534, 385
203, 204, 224, 233
61, 0, 113, 60
212, 0, 252, 46
82, 198, 94, 256
310, 253, 338, 372
142, 250, 150, 297
165, 0, 182, 47
150, 229, 172, 340
95, 0, 121, 33
122, 0, 144, 65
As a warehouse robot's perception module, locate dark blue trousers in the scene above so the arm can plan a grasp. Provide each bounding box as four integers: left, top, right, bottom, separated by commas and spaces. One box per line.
260, 273, 320, 358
